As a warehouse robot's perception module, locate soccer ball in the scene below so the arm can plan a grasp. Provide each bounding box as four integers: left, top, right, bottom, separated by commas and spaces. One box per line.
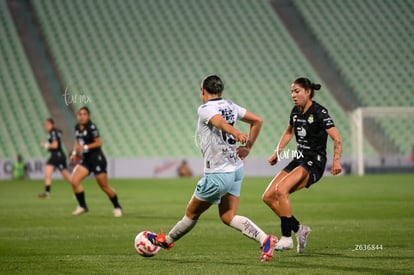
134, 231, 160, 257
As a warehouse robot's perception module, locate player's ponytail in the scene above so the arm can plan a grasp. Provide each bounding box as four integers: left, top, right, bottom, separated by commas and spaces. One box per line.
311, 83, 321, 91
294, 77, 322, 98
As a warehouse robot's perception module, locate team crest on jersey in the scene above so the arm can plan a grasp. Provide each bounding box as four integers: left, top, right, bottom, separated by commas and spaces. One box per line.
83, 130, 87, 135
308, 114, 314, 124
293, 115, 297, 122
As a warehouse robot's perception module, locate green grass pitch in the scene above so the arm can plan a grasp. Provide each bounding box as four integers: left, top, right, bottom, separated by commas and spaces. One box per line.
1, 174, 413, 274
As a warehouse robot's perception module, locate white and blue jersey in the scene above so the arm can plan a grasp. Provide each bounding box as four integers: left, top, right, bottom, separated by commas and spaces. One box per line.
197, 98, 246, 173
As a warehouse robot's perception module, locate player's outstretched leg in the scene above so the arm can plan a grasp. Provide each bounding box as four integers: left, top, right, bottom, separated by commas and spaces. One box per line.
148, 196, 209, 250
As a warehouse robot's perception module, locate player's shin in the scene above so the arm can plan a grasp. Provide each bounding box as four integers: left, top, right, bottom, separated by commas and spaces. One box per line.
230, 215, 267, 244
166, 215, 198, 244
75, 191, 88, 209
109, 194, 121, 208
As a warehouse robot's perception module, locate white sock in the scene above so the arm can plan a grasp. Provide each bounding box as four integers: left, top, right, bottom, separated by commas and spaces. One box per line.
166, 215, 197, 244
229, 215, 267, 244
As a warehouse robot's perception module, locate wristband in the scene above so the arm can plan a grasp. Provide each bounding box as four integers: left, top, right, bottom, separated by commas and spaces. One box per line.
71, 151, 77, 156
83, 145, 89, 151
43, 142, 50, 149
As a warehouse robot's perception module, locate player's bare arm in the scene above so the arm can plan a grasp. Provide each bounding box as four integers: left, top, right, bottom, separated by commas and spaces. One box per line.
237, 111, 263, 159
326, 127, 342, 175
74, 137, 102, 153
268, 124, 294, 166
41, 140, 58, 150
209, 114, 248, 143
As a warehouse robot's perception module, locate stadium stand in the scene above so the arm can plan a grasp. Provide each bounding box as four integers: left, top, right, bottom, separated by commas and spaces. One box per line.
294, 0, 414, 154
0, 0, 51, 159
31, 0, 351, 158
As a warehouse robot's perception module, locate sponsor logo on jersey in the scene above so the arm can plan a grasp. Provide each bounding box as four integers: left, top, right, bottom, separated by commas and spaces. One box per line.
297, 127, 307, 137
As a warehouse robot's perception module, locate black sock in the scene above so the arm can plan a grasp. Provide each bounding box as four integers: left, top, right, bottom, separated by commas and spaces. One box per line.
290, 215, 300, 233
109, 194, 121, 209
45, 186, 51, 193
75, 192, 88, 209
280, 216, 291, 237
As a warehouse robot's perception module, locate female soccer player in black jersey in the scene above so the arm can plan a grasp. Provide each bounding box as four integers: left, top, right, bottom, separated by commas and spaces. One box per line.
39, 118, 72, 198
70, 107, 122, 217
262, 77, 343, 253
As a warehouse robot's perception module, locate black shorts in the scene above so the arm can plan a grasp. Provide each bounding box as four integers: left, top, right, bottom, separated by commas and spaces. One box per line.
283, 154, 326, 188
46, 152, 67, 171
80, 152, 107, 175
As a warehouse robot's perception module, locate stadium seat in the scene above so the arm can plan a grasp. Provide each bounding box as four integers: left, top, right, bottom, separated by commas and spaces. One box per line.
294, 0, 414, 155
0, 1, 51, 159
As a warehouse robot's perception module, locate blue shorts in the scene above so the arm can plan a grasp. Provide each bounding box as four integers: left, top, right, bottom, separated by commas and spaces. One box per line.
194, 167, 244, 204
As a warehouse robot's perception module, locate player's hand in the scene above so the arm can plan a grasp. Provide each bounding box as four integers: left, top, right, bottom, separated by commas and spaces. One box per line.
235, 133, 248, 144
70, 153, 81, 167
330, 161, 342, 175
237, 146, 251, 160
268, 152, 278, 166
74, 144, 84, 152
69, 154, 76, 161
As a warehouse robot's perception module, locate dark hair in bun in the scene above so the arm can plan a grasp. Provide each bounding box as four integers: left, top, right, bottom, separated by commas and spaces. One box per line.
294, 77, 321, 98
201, 75, 224, 95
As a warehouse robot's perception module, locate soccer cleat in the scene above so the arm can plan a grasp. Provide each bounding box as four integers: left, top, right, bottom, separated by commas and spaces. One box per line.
260, 235, 277, 262
274, 236, 294, 251
146, 231, 174, 250
72, 206, 88, 216
38, 192, 50, 199
113, 207, 122, 217
296, 225, 311, 253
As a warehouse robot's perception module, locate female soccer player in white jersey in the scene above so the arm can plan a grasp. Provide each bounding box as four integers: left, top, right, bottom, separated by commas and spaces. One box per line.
148, 75, 277, 262
262, 77, 343, 253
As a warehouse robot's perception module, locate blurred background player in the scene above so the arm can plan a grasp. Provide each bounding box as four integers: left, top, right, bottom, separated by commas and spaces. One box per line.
147, 75, 277, 262
262, 77, 343, 253
38, 118, 72, 198
70, 107, 122, 217
12, 154, 27, 180
177, 159, 193, 177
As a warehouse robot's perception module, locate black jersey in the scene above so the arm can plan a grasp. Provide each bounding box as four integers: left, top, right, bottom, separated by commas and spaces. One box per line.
75, 121, 103, 155
47, 128, 64, 154
289, 101, 335, 158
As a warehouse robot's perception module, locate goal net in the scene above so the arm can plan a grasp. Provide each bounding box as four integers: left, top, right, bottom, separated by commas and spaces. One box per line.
349, 107, 414, 175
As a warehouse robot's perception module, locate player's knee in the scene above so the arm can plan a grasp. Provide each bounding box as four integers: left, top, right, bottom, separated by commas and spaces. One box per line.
275, 188, 288, 199
262, 191, 275, 206
71, 176, 81, 187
